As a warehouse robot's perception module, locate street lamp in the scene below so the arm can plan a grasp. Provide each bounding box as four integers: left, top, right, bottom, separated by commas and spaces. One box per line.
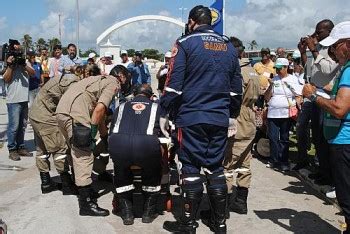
76, 0, 80, 56
179, 7, 188, 23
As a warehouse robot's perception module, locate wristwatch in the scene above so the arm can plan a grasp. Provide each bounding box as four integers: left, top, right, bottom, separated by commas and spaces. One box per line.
310, 93, 318, 102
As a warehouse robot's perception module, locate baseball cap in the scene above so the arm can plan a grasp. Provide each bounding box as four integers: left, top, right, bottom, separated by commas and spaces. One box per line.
292, 50, 301, 59
88, 52, 96, 59
320, 21, 350, 46
261, 48, 270, 54
104, 51, 112, 58
135, 51, 142, 56
274, 58, 289, 69
164, 51, 172, 58
270, 51, 276, 56
120, 50, 128, 55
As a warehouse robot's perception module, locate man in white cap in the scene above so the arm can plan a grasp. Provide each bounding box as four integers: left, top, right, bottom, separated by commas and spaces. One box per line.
156, 51, 172, 94
119, 50, 130, 68
303, 21, 350, 234
99, 51, 115, 75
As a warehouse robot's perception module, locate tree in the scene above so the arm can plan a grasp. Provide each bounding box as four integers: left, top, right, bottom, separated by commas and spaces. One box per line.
127, 49, 135, 57
35, 38, 48, 52
142, 48, 162, 61
21, 34, 33, 55
48, 37, 61, 53
248, 40, 258, 50
80, 48, 98, 58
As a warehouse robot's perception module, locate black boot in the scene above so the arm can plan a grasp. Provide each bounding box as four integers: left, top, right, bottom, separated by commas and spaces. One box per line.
344, 218, 350, 234
60, 172, 78, 195
142, 191, 159, 223
78, 185, 109, 216
229, 187, 248, 214
202, 187, 227, 234
116, 192, 134, 225
163, 189, 202, 234
40, 172, 59, 194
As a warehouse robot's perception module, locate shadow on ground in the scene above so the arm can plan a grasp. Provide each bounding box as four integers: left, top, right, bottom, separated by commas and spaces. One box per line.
254, 208, 340, 233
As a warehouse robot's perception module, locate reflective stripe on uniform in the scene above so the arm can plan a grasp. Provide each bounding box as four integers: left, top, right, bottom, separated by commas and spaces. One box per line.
116, 184, 135, 193
100, 153, 110, 157
113, 103, 126, 133
230, 92, 239, 96
164, 87, 182, 95
142, 185, 161, 192
37, 154, 49, 159
54, 154, 67, 161
183, 177, 201, 182
146, 103, 158, 135
178, 32, 219, 43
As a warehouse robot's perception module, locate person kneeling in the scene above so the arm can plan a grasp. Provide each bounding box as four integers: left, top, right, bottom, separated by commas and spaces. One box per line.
109, 84, 162, 225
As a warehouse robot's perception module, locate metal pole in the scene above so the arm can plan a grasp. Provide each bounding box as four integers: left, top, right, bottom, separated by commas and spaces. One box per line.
76, 0, 79, 56
58, 13, 62, 42
223, 0, 226, 35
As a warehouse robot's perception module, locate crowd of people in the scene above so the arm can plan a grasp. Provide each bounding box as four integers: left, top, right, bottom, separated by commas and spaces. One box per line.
1, 4, 350, 234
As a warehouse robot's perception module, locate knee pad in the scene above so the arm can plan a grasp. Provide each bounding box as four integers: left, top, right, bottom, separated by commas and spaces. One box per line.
181, 174, 204, 199
206, 171, 227, 191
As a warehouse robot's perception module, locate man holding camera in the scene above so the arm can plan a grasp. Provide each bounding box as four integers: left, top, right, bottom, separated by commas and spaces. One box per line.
296, 19, 341, 185
3, 40, 35, 161
156, 51, 172, 94
127, 51, 151, 86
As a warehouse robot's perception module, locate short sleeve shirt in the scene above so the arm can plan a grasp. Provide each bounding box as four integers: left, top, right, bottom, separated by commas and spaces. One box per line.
56, 75, 120, 127
329, 66, 350, 144
6, 66, 29, 103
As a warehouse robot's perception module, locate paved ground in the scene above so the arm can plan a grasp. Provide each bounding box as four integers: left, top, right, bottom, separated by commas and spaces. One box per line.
0, 74, 345, 233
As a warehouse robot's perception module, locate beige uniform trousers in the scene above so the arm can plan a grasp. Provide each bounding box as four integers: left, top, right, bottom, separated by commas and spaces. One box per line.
223, 137, 254, 193
30, 119, 68, 173
56, 113, 94, 187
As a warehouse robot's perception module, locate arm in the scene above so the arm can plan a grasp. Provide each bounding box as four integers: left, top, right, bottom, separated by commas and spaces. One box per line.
3, 56, 15, 83
230, 56, 243, 118
25, 62, 35, 77
58, 56, 65, 73
264, 82, 273, 102
146, 66, 151, 84
91, 103, 107, 126
159, 42, 186, 117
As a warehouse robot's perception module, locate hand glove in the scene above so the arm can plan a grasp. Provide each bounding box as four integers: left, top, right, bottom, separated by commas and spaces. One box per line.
227, 118, 238, 138
159, 116, 170, 138
90, 124, 98, 151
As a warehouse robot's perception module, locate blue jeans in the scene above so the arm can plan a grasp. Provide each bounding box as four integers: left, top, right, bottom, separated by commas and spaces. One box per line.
7, 102, 28, 151
267, 118, 291, 166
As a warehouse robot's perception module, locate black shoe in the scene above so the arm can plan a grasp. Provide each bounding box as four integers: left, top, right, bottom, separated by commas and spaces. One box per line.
78, 186, 109, 216
163, 220, 198, 234
60, 172, 78, 195
40, 172, 59, 194
229, 187, 248, 215
292, 162, 309, 171
118, 194, 134, 225
142, 192, 159, 223
9, 150, 20, 161
17, 148, 31, 157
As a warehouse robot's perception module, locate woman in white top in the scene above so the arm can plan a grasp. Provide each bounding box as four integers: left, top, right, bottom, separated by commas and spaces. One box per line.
264, 58, 303, 171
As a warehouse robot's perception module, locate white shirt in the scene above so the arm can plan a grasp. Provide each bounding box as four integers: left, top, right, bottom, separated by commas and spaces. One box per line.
267, 74, 303, 118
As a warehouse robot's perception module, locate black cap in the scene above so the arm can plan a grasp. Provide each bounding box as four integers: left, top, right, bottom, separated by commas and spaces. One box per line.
261, 48, 270, 54
135, 51, 142, 57
53, 44, 62, 50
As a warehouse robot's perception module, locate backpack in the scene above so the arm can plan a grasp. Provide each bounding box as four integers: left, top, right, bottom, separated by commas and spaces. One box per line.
323, 62, 350, 140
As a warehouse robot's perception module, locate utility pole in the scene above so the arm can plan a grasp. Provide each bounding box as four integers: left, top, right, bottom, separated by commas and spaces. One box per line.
58, 13, 62, 42
76, 0, 80, 56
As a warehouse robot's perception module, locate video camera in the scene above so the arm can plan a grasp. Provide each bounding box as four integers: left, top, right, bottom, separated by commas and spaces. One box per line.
0, 39, 26, 66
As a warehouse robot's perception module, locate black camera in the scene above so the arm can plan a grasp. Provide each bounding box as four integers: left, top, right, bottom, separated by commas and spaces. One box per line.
0, 39, 26, 66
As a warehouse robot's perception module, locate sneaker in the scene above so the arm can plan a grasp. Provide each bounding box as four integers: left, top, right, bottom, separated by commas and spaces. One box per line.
9, 151, 21, 161
17, 148, 31, 157
326, 188, 336, 199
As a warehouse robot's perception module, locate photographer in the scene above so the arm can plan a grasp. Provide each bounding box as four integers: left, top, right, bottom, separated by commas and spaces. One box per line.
3, 40, 35, 161
156, 51, 172, 94
127, 51, 151, 86
295, 20, 341, 186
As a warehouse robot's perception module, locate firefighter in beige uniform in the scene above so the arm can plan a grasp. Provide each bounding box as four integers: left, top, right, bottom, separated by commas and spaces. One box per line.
29, 72, 82, 194
56, 75, 120, 216
223, 37, 260, 215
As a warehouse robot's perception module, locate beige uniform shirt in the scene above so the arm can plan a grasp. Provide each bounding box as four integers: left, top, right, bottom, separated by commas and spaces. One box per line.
236, 60, 260, 140
29, 74, 80, 126
56, 75, 120, 127
253, 60, 275, 90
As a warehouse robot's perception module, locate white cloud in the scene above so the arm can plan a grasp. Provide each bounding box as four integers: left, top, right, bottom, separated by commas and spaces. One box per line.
159, 10, 171, 17
225, 0, 350, 50
0, 17, 7, 30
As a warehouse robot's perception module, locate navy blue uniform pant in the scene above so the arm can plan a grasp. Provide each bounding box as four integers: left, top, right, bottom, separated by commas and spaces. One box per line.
177, 124, 227, 175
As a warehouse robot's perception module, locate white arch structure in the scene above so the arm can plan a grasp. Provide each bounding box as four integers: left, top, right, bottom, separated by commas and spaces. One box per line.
96, 15, 186, 45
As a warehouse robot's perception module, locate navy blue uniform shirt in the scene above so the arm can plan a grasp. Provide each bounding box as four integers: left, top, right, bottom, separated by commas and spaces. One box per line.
160, 25, 243, 128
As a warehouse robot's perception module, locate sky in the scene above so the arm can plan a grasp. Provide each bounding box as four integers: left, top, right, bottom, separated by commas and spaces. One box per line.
0, 0, 349, 53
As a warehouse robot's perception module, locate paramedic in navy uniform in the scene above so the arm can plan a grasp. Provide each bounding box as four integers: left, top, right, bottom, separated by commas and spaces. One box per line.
161, 5, 243, 234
